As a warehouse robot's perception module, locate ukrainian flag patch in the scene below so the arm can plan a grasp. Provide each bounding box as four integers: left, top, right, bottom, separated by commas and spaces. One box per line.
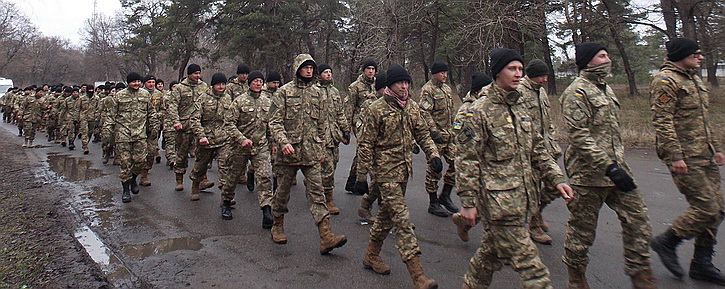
453, 122, 462, 130
661, 78, 672, 84
574, 89, 585, 98
466, 111, 474, 117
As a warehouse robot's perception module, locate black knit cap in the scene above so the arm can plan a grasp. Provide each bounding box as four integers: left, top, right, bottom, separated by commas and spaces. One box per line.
575, 42, 607, 70
156, 79, 164, 85
431, 61, 449, 75
317, 63, 332, 74
187, 63, 201, 75
236, 63, 251, 75
63, 87, 72, 93
375, 72, 387, 91
87, 84, 94, 90
385, 64, 412, 87
489, 48, 524, 78
126, 72, 142, 83
470, 72, 492, 93
211, 72, 227, 86
525, 59, 549, 78
666, 38, 700, 62
115, 83, 126, 90
143, 74, 156, 83
361, 59, 377, 71
247, 70, 264, 85
266, 70, 281, 82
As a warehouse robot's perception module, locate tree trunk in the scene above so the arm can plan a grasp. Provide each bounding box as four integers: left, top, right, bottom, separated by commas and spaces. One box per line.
660, 0, 677, 38
602, 0, 639, 96
537, 2, 557, 95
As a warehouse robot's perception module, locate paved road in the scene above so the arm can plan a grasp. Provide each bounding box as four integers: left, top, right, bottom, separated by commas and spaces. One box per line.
4, 121, 725, 289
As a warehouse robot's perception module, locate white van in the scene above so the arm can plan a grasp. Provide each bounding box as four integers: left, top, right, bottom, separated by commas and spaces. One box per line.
0, 78, 13, 97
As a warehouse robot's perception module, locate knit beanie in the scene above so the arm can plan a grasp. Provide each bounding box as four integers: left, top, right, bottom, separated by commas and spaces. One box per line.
471, 72, 492, 93
247, 70, 264, 85
236, 63, 251, 75
666, 38, 700, 62
431, 61, 449, 75
211, 72, 227, 86
375, 72, 387, 91
143, 74, 156, 83
317, 64, 332, 74
126, 72, 142, 83
575, 42, 607, 70
115, 83, 126, 90
187, 64, 201, 75
361, 59, 377, 71
525, 59, 549, 78
385, 64, 412, 87
490, 48, 524, 78
266, 70, 281, 82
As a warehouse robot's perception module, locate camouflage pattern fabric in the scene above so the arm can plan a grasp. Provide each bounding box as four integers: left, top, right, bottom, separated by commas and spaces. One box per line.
369, 181, 421, 262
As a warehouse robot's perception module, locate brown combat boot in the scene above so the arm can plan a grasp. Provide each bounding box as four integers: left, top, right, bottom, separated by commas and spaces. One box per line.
405, 256, 438, 289
362, 240, 391, 275
190, 180, 200, 201
271, 215, 287, 244
175, 173, 184, 191
325, 190, 340, 215
199, 175, 214, 190
358, 195, 375, 222
566, 264, 590, 289
318, 218, 347, 254
451, 213, 471, 242
630, 268, 657, 289
530, 213, 552, 245
139, 169, 151, 186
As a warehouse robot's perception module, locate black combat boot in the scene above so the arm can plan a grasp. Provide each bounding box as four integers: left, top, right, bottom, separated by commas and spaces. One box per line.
121, 181, 131, 203
68, 141, 75, 150
690, 244, 725, 285
261, 205, 274, 229
651, 228, 685, 278
247, 171, 255, 191
129, 174, 140, 194
17, 127, 22, 137
438, 184, 459, 213
221, 200, 233, 220
427, 193, 451, 217
345, 174, 359, 194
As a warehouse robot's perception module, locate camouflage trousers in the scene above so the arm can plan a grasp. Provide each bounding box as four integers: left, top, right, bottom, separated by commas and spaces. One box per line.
190, 142, 237, 201
64, 120, 80, 145
80, 120, 94, 149
425, 141, 455, 195
463, 225, 552, 289
563, 185, 652, 276
162, 129, 176, 165
46, 115, 58, 141
144, 130, 160, 170
369, 181, 421, 262
232, 148, 273, 208
23, 121, 39, 142
322, 145, 340, 194
116, 141, 147, 182
669, 159, 724, 246
361, 179, 381, 211
173, 129, 194, 174
272, 163, 329, 225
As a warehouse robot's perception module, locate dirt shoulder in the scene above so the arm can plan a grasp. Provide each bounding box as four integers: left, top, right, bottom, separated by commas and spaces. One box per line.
0, 130, 110, 288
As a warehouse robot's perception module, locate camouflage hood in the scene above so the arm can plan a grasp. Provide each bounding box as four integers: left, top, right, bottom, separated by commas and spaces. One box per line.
292, 54, 317, 80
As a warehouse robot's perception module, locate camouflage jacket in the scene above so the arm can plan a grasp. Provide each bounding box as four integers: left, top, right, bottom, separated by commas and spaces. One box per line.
455, 83, 565, 208
80, 94, 99, 121
102, 88, 160, 143
348, 74, 377, 131
168, 78, 209, 131
357, 94, 440, 183
227, 77, 249, 100
19, 95, 46, 123
419, 78, 455, 141
651, 61, 720, 163
189, 90, 236, 149
519, 77, 561, 159
269, 54, 326, 166
63, 95, 82, 121
452, 88, 486, 146
561, 71, 629, 187
317, 80, 349, 147
230, 89, 271, 155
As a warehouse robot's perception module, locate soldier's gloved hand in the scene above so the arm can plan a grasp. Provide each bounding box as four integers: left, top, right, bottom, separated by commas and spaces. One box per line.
342, 131, 350, 144
605, 163, 637, 192
355, 180, 369, 195
412, 144, 421, 154
431, 130, 445, 144
430, 157, 443, 174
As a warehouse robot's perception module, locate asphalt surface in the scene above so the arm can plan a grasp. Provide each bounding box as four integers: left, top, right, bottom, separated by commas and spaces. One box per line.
4, 120, 725, 289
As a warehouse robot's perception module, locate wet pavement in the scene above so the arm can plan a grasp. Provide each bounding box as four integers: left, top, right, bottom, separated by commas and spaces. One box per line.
4, 121, 725, 289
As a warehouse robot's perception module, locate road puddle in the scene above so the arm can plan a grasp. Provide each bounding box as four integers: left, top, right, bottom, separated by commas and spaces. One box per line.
48, 154, 105, 181
123, 237, 204, 260
74, 225, 137, 286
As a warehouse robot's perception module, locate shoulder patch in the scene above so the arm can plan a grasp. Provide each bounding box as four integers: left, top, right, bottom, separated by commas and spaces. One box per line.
661, 78, 672, 84
657, 93, 672, 104
453, 122, 463, 130
456, 127, 473, 144
574, 89, 585, 98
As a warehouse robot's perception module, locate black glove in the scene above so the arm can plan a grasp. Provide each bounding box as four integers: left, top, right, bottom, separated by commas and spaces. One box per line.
431, 130, 445, 144
605, 163, 637, 192
412, 144, 420, 154
430, 157, 443, 174
355, 181, 369, 195
342, 131, 350, 142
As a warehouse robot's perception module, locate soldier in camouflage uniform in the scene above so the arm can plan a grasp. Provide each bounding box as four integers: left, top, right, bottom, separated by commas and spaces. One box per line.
316, 64, 350, 215
450, 71, 492, 243
14, 87, 30, 137
356, 64, 441, 289
17, 88, 46, 148
419, 60, 458, 217
228, 71, 275, 228
268, 54, 347, 255
161, 81, 179, 169
263, 70, 282, 191
45, 87, 62, 142
169, 64, 213, 192
102, 72, 159, 203
561, 43, 656, 288
100, 83, 123, 164
455, 49, 573, 289
62, 87, 82, 150
79, 85, 99, 154
139, 75, 163, 186
345, 59, 377, 194
55, 87, 71, 144
518, 59, 562, 245
357, 71, 387, 223
227, 63, 252, 185
649, 38, 725, 285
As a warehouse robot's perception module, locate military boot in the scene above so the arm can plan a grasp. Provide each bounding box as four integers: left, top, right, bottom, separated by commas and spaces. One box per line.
199, 175, 214, 191
221, 200, 233, 220
68, 141, 75, 150
318, 218, 347, 255
17, 127, 22, 137
405, 256, 438, 289
358, 196, 375, 223
190, 180, 200, 201
529, 213, 553, 245
121, 181, 131, 203
345, 174, 359, 194
451, 213, 471, 242
630, 268, 657, 289
566, 264, 590, 289
362, 240, 391, 275
271, 215, 287, 244
261, 206, 273, 229
650, 228, 684, 278
325, 190, 340, 215
82, 144, 89, 155
438, 184, 459, 213
175, 173, 184, 191
139, 169, 151, 186
155, 156, 161, 163
246, 171, 255, 191
427, 193, 451, 217
28, 140, 34, 148
22, 139, 28, 148
689, 244, 725, 285
129, 174, 140, 194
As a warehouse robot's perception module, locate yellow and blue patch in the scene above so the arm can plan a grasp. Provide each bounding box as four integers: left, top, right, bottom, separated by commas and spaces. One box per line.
466, 110, 474, 117
574, 89, 585, 98
453, 122, 462, 130
661, 78, 672, 85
